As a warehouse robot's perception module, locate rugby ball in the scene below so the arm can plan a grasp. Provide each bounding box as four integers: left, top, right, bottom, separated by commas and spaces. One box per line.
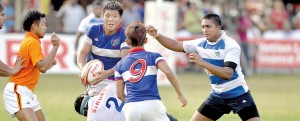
80, 59, 104, 85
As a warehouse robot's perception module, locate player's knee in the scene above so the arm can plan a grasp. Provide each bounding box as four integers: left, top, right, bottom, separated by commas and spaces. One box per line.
16, 109, 38, 121
237, 105, 260, 121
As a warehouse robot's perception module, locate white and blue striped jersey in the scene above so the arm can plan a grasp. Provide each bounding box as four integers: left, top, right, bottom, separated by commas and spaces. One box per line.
87, 82, 125, 121
183, 31, 249, 99
115, 48, 165, 103
77, 13, 104, 33
84, 24, 129, 79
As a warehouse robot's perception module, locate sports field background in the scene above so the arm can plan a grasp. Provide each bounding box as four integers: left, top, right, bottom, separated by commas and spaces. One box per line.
0, 72, 299, 121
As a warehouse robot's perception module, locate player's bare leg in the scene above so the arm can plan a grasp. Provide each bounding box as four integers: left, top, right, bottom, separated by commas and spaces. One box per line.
190, 111, 213, 121
247, 117, 260, 121
15, 108, 38, 121
35, 109, 46, 121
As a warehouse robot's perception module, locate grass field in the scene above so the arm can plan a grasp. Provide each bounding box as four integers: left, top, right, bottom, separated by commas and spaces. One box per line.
0, 72, 299, 121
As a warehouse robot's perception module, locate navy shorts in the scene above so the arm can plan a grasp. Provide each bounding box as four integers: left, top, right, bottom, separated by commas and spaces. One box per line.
198, 91, 259, 120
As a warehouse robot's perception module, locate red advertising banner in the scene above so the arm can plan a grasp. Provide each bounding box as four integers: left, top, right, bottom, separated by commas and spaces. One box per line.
249, 39, 300, 68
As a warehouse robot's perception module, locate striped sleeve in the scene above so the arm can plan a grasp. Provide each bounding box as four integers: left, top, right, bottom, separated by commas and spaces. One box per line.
83, 34, 92, 45
85, 25, 99, 45
154, 53, 165, 67
120, 42, 130, 49
182, 39, 201, 53
114, 62, 123, 81
120, 31, 130, 49
224, 46, 240, 64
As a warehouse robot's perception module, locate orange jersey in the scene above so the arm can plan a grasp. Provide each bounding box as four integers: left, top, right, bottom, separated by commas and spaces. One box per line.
9, 32, 44, 91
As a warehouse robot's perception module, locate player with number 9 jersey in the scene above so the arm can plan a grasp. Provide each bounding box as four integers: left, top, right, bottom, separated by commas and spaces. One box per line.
114, 21, 187, 121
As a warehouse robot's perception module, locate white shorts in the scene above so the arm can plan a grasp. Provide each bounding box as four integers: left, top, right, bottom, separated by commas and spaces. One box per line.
87, 79, 114, 97
3, 82, 41, 118
123, 100, 170, 121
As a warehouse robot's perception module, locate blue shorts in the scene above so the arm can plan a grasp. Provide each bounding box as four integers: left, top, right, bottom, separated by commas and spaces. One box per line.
198, 91, 259, 120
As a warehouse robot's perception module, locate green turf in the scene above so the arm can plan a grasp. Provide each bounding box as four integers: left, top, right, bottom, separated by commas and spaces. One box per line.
0, 72, 299, 121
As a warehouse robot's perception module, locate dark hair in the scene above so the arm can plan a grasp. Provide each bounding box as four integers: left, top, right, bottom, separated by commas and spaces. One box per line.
125, 21, 146, 46
74, 94, 90, 116
92, 0, 103, 7
0, 4, 4, 12
23, 10, 46, 31
203, 13, 222, 26
103, 1, 123, 16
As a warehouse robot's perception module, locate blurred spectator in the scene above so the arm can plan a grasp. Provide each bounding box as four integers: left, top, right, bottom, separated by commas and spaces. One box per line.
183, 1, 203, 35
247, 21, 262, 39
1, 0, 14, 32
56, 0, 86, 34
45, 4, 59, 33
175, 0, 191, 38
202, 0, 221, 16
175, 0, 188, 31
74, 0, 104, 64
270, 0, 289, 30
236, 10, 251, 68
122, 0, 143, 27
263, 23, 289, 40
293, 9, 300, 29
136, 0, 145, 23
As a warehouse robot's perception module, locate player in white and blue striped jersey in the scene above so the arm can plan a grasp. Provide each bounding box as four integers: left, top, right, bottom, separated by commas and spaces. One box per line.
147, 13, 260, 121
77, 1, 130, 97
115, 21, 187, 121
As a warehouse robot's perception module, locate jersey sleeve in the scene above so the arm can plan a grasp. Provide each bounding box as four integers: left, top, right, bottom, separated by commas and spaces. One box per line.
224, 46, 240, 64
154, 53, 165, 67
120, 30, 130, 49
29, 40, 44, 66
182, 39, 201, 53
114, 62, 123, 81
84, 25, 98, 45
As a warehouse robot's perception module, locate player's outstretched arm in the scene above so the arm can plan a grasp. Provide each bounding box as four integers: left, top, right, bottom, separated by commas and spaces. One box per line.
74, 32, 84, 64
77, 43, 91, 70
188, 53, 234, 80
0, 71, 8, 76
0, 56, 25, 76
157, 61, 187, 107
8, 56, 25, 75
93, 68, 115, 85
116, 79, 126, 102
36, 32, 60, 73
146, 25, 184, 52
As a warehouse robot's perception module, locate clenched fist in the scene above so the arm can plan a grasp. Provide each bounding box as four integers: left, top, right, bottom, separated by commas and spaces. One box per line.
51, 32, 60, 46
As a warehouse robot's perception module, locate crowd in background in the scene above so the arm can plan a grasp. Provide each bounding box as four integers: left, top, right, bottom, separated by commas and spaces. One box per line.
1, 0, 300, 75
1, 0, 300, 41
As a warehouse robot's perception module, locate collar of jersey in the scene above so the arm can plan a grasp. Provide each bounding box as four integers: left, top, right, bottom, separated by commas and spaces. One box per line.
129, 47, 145, 54
207, 30, 226, 45
102, 24, 121, 33
25, 32, 41, 43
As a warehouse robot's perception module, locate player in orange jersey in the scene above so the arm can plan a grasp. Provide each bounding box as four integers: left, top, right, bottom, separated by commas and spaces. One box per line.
3, 10, 60, 121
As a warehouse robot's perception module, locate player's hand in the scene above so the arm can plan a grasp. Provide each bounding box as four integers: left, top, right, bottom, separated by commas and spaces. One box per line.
188, 53, 205, 66
178, 94, 187, 107
10, 56, 25, 75
92, 70, 108, 85
146, 25, 159, 37
51, 32, 60, 46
